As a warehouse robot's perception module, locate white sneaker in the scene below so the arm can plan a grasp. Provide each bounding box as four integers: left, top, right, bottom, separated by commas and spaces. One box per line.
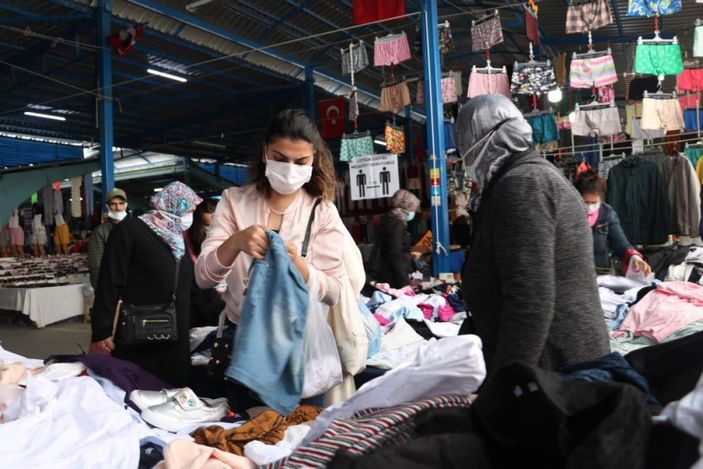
140, 387, 229, 432
129, 388, 181, 411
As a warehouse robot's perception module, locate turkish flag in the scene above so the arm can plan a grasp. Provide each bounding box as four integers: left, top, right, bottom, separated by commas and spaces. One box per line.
352, 0, 405, 25
319, 98, 346, 139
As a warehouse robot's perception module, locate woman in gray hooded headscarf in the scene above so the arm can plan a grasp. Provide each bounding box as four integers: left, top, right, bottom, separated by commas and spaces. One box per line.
457, 94, 609, 374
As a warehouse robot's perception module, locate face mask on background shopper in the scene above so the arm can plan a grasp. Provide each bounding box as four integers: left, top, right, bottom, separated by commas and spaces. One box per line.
108, 210, 128, 222
180, 213, 194, 230
405, 212, 416, 222
586, 202, 601, 215
265, 160, 313, 195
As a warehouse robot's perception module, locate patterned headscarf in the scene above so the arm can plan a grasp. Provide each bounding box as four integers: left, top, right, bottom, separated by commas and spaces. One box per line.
456, 94, 533, 213
390, 189, 421, 221
139, 181, 202, 260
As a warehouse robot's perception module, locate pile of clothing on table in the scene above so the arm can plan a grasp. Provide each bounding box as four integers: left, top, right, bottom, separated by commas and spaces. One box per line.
597, 249, 703, 355
3, 326, 703, 468
360, 282, 466, 370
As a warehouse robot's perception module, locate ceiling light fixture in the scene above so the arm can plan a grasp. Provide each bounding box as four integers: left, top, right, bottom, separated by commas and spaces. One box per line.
373, 139, 386, 146
185, 0, 216, 12
24, 111, 66, 121
193, 140, 226, 149
147, 68, 188, 83
547, 88, 563, 104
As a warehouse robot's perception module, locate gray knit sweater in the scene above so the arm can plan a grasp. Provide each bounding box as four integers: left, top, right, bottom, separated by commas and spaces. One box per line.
462, 154, 610, 374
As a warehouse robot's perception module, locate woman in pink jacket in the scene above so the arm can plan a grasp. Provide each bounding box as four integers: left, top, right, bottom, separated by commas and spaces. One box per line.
195, 109, 345, 413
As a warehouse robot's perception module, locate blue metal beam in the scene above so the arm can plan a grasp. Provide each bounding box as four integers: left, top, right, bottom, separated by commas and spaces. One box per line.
420, 0, 449, 275
48, 0, 93, 14
124, 0, 424, 120
97, 0, 115, 204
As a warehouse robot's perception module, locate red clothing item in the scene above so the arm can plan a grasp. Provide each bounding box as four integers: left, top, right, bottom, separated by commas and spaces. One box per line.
352, 0, 405, 25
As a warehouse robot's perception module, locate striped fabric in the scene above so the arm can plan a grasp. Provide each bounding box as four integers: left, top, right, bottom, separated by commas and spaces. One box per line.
267, 394, 475, 469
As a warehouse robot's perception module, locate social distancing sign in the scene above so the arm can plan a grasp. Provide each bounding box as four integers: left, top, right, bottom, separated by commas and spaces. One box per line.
348, 153, 399, 201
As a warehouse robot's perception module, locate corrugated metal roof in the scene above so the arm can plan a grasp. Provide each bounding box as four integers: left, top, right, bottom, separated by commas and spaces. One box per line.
2, 0, 703, 166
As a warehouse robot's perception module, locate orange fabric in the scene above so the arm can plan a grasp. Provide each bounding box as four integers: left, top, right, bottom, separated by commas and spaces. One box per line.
411, 230, 433, 254
191, 405, 320, 456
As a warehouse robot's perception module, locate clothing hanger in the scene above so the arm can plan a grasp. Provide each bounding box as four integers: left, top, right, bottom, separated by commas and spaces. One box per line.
472, 10, 499, 26
472, 60, 506, 74
575, 100, 614, 111
515, 43, 551, 68
644, 89, 676, 99
638, 31, 678, 45
573, 47, 611, 59
343, 130, 371, 138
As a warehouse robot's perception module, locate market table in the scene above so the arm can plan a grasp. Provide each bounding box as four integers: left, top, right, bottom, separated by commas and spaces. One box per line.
0, 282, 87, 327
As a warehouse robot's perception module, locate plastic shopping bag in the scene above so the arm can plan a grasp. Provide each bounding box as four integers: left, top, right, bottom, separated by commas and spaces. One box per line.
359, 298, 381, 358
302, 269, 343, 398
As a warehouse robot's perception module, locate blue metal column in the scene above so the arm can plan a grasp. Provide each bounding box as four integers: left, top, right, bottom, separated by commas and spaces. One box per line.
97, 0, 115, 208
304, 65, 316, 120
420, 0, 450, 275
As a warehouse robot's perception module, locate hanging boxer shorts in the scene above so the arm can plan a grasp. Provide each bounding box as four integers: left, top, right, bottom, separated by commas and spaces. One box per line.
641, 97, 684, 131
631, 117, 666, 139
471, 16, 503, 52
528, 114, 559, 144
525, 8, 539, 44
341, 43, 369, 75
634, 44, 683, 76
385, 124, 406, 154
510, 63, 557, 95
684, 109, 703, 130
565, 0, 613, 34
340, 134, 374, 162
679, 94, 700, 112
570, 54, 618, 88
678, 69, 703, 92
627, 0, 681, 17
441, 77, 457, 103
380, 81, 411, 112
571, 107, 622, 136
374, 32, 412, 66
467, 72, 511, 98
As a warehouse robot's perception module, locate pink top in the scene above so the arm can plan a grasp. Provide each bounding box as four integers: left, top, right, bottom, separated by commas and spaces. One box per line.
195, 185, 345, 324
615, 281, 703, 342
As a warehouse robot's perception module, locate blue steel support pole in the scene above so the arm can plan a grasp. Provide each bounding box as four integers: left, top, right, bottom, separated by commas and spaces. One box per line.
305, 65, 315, 120
420, 0, 450, 276
97, 0, 114, 208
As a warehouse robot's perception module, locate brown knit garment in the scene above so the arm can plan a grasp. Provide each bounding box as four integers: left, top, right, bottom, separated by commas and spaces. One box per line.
191, 405, 321, 456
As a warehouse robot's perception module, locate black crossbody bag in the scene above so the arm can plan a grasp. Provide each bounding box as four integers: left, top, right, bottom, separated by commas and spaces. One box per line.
207, 198, 322, 382
112, 259, 181, 348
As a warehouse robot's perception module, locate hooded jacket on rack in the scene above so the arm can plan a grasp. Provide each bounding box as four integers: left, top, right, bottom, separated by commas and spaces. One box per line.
458, 94, 610, 374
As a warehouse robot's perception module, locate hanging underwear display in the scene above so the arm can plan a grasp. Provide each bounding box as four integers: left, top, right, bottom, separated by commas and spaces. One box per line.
340, 134, 374, 162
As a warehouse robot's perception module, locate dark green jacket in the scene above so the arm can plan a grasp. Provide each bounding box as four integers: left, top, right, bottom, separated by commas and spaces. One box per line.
605, 157, 671, 246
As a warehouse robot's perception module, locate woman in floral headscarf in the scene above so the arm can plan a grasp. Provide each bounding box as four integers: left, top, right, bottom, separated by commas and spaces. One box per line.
90, 181, 202, 386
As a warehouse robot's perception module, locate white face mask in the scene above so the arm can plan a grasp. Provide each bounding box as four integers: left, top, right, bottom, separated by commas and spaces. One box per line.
586, 202, 601, 215
108, 210, 127, 222
405, 212, 416, 222
180, 213, 194, 230
265, 160, 313, 195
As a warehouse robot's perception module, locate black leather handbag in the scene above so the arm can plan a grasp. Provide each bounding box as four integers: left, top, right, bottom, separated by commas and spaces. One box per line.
112, 260, 181, 348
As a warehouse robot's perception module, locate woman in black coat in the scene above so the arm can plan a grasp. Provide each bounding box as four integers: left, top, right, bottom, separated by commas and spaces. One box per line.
374, 189, 421, 288
90, 181, 202, 387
